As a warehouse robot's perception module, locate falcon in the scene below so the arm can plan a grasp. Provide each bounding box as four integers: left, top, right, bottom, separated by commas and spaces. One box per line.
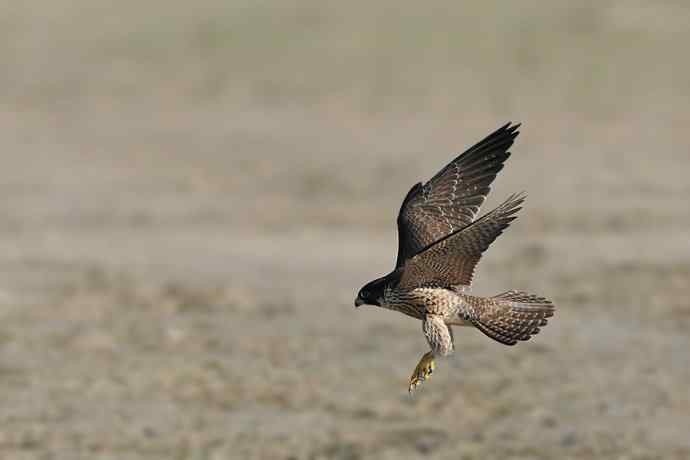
354, 123, 555, 392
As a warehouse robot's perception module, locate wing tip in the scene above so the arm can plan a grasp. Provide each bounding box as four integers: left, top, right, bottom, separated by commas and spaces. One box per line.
502, 191, 527, 210
509, 190, 528, 203
503, 121, 522, 131
498, 121, 522, 138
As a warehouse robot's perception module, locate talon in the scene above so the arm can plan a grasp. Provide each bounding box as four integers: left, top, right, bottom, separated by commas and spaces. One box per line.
408, 351, 435, 393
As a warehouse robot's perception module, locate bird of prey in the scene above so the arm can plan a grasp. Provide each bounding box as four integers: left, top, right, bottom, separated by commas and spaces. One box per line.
354, 123, 555, 392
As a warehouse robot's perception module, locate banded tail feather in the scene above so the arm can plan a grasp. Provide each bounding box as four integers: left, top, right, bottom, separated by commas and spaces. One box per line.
472, 290, 555, 346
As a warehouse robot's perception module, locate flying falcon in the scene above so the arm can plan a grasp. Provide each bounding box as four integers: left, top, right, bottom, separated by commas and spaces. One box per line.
354, 123, 555, 392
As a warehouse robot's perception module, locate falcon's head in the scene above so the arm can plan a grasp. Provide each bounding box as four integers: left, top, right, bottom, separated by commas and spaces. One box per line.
355, 277, 386, 307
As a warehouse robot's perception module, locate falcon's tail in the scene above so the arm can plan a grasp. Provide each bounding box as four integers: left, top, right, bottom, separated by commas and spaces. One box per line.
472, 291, 555, 346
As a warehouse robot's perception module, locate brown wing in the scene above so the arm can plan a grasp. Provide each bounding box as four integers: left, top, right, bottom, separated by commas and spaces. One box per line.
395, 123, 521, 268
398, 193, 525, 289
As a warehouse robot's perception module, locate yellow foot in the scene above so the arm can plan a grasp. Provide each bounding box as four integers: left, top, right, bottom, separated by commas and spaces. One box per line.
408, 351, 435, 393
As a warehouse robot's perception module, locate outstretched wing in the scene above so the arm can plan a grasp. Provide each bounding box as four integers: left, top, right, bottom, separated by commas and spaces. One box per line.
395, 123, 521, 268
398, 193, 525, 289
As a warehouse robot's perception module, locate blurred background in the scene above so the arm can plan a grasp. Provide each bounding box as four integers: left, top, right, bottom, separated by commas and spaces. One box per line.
1, 1, 689, 459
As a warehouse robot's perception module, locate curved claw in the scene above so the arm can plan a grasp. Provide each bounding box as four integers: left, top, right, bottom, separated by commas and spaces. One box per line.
408, 351, 435, 393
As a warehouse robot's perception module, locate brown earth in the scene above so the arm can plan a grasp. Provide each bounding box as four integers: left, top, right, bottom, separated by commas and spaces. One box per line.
1, 2, 689, 459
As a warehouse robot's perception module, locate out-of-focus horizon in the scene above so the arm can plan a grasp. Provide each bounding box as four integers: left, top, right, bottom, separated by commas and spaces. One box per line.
1, 2, 689, 459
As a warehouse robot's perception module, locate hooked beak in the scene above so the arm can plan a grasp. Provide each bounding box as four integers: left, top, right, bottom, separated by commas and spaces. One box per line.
354, 296, 364, 307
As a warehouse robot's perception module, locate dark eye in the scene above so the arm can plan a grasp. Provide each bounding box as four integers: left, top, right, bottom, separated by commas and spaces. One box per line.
361, 290, 368, 298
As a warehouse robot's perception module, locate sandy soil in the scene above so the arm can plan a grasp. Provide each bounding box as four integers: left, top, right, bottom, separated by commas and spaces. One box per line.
1, 2, 689, 459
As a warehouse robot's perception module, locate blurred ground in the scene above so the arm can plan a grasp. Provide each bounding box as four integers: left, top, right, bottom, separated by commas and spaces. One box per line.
1, 1, 689, 459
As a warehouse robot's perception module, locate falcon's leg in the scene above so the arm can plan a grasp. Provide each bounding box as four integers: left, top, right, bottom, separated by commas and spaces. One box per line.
409, 315, 454, 392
